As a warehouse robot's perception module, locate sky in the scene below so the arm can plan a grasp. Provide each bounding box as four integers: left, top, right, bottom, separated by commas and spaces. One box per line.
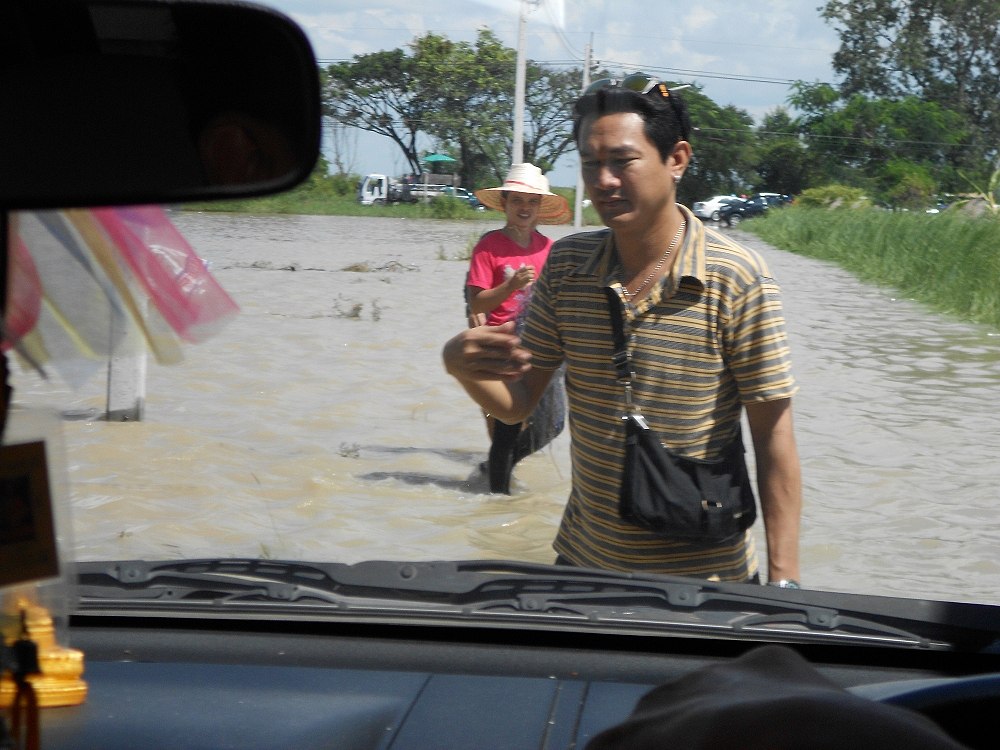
260, 0, 842, 187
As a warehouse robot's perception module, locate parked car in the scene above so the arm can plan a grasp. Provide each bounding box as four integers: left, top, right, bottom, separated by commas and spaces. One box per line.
755, 192, 794, 207
692, 194, 738, 221
406, 182, 452, 199
719, 196, 768, 226
440, 185, 486, 210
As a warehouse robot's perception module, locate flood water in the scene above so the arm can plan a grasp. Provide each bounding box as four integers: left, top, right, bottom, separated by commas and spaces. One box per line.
9, 213, 1000, 605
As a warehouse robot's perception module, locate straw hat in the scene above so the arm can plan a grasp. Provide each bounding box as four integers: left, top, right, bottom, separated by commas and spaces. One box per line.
474, 163, 571, 224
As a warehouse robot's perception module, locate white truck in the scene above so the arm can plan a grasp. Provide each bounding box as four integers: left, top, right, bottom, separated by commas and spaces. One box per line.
357, 173, 459, 205
357, 174, 406, 205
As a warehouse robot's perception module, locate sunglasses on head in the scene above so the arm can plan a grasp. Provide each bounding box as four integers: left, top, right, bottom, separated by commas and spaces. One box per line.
583, 74, 690, 140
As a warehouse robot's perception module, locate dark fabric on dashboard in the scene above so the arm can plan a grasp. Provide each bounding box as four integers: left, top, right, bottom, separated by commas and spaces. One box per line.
586, 644, 969, 750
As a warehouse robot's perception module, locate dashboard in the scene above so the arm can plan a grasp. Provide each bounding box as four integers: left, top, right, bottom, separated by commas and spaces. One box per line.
36, 613, 998, 749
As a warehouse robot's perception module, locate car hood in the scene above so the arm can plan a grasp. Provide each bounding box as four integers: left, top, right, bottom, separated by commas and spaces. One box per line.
73, 558, 1000, 653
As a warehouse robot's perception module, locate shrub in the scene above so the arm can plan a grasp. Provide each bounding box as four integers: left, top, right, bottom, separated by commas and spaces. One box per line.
327, 172, 361, 197
429, 196, 471, 220
796, 184, 870, 209
881, 160, 935, 210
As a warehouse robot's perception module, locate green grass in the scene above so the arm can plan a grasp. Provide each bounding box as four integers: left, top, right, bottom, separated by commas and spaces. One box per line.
747, 206, 1000, 329
184, 183, 605, 224
186, 191, 496, 220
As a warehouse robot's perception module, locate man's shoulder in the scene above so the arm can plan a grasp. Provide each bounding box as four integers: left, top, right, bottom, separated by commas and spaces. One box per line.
546, 229, 611, 283
546, 228, 611, 271
551, 228, 611, 254
701, 224, 772, 280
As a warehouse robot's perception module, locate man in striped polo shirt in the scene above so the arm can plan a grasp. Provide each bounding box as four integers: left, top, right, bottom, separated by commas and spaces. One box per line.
442, 76, 802, 587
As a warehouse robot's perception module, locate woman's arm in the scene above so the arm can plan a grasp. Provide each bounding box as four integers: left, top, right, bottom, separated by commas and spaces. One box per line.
466, 265, 535, 316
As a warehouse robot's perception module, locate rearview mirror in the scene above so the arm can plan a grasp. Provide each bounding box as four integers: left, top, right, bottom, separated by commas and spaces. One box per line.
0, 0, 321, 209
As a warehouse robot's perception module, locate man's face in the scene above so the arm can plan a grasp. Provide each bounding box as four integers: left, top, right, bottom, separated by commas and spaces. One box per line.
578, 111, 678, 231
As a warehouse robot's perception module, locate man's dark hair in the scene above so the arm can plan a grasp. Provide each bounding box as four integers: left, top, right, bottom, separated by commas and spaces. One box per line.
572, 86, 691, 162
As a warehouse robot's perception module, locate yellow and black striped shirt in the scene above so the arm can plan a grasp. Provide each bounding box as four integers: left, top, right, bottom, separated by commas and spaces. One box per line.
521, 206, 798, 579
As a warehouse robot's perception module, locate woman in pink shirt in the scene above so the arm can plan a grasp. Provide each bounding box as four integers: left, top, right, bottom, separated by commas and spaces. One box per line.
466, 163, 570, 493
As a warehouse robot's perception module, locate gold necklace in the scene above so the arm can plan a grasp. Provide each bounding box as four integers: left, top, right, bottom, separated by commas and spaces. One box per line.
622, 220, 686, 302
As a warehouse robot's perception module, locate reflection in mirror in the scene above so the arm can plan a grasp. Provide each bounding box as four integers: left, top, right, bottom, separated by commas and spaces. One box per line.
0, 0, 321, 209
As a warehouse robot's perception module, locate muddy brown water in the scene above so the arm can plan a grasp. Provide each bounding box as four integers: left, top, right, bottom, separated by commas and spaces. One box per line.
9, 213, 1000, 605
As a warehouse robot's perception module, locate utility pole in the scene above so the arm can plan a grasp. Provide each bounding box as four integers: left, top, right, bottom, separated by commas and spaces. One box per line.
573, 35, 594, 228
511, 0, 533, 165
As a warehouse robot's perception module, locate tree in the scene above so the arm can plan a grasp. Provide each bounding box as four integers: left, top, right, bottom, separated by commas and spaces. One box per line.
821, 0, 1000, 173
322, 30, 580, 189
322, 48, 429, 176
788, 81, 968, 201
408, 30, 514, 188
676, 85, 758, 203
326, 122, 358, 177
519, 65, 581, 179
754, 109, 811, 195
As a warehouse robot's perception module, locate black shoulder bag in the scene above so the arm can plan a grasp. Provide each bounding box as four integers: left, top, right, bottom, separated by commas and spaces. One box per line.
606, 287, 757, 544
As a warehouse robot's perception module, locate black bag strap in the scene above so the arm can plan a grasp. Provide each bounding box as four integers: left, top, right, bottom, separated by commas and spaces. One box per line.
604, 286, 637, 412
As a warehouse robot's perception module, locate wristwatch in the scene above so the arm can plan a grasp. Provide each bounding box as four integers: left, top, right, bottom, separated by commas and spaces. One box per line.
767, 579, 801, 589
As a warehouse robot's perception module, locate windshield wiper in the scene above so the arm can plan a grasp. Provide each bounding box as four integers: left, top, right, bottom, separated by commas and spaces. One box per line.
75, 559, 1000, 652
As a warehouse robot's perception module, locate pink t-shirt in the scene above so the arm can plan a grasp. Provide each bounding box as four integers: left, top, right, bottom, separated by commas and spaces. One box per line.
466, 229, 553, 326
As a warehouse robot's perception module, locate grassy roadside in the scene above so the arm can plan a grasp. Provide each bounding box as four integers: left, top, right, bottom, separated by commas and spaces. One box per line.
185, 183, 604, 224
187, 191, 494, 219
746, 207, 1000, 330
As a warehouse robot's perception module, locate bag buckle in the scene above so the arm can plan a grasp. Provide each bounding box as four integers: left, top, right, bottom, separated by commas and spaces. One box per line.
612, 349, 631, 376
619, 381, 636, 411
628, 412, 650, 430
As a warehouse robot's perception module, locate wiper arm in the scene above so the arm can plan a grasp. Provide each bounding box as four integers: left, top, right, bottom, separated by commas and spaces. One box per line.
75, 559, 999, 651
75, 558, 744, 611
76, 559, 457, 612
729, 610, 934, 646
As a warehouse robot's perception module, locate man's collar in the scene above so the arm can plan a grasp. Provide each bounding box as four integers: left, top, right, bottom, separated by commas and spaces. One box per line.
671, 203, 707, 289
573, 204, 708, 291
574, 228, 614, 280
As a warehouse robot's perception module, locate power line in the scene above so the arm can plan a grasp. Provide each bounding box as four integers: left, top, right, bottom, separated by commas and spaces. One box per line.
537, 3, 583, 60
697, 126, 980, 156
569, 58, 805, 86
324, 114, 978, 152
317, 56, 818, 88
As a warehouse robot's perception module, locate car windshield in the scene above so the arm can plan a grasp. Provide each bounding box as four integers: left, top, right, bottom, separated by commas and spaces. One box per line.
6, 0, 1000, 638
13, 212, 578, 564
